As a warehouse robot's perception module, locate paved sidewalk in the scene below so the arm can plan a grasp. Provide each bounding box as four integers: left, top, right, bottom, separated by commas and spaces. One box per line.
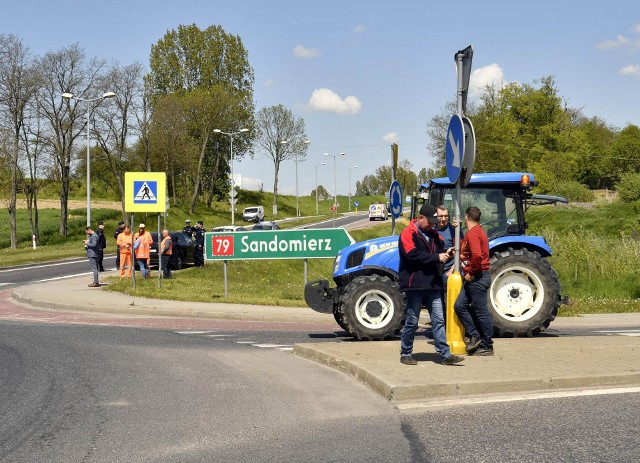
10, 275, 640, 403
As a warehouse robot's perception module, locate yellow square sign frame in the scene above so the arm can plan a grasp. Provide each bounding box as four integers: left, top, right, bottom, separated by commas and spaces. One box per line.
125, 172, 167, 213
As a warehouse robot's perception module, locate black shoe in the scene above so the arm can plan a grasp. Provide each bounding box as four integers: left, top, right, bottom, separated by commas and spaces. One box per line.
442, 354, 464, 365
400, 355, 418, 365
465, 336, 481, 354
473, 347, 494, 356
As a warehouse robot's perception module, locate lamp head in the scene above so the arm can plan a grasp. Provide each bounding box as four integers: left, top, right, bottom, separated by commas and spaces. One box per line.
102, 92, 116, 99
213, 129, 222, 133
61, 93, 74, 99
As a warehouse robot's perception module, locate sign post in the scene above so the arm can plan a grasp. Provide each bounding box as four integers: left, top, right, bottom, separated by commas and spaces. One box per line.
445, 46, 476, 355
125, 172, 167, 288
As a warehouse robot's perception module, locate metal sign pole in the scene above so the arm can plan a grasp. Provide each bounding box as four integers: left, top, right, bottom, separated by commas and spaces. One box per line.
157, 214, 162, 288
223, 260, 228, 298
130, 215, 136, 288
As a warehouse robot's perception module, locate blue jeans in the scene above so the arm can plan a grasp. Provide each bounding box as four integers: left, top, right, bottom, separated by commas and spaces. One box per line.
137, 259, 149, 278
454, 272, 493, 349
400, 290, 452, 361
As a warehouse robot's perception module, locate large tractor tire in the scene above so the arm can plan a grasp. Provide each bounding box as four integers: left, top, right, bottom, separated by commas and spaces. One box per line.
338, 274, 405, 341
489, 247, 562, 337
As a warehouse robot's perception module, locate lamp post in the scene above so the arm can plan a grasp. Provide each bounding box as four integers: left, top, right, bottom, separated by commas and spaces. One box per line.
213, 128, 249, 225
315, 162, 325, 215
348, 165, 358, 212
323, 152, 346, 227
280, 137, 310, 218
61, 91, 116, 227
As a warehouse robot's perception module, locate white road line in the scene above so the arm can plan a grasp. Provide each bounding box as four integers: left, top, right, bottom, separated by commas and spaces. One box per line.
0, 259, 88, 273
278, 347, 294, 351
236, 341, 257, 344
175, 331, 215, 335
593, 329, 640, 337
396, 386, 640, 410
204, 334, 232, 337
251, 343, 292, 349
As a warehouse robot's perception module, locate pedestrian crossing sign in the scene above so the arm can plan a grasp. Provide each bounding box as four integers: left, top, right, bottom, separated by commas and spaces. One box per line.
125, 172, 167, 212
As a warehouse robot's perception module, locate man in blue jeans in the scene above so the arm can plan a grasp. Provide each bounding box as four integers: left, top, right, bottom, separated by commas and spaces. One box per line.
398, 204, 463, 366
454, 206, 493, 356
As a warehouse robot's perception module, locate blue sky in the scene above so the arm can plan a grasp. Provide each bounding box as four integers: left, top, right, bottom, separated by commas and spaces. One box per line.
2, 0, 639, 198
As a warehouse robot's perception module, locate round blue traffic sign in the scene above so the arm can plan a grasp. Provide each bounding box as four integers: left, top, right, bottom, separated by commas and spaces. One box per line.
389, 180, 403, 219
445, 114, 465, 183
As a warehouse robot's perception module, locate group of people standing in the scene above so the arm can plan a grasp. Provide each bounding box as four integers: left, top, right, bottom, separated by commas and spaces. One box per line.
182, 219, 205, 267
398, 203, 493, 366
86, 221, 176, 287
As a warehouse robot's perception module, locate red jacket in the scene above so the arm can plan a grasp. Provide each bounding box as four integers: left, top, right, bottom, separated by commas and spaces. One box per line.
461, 225, 490, 277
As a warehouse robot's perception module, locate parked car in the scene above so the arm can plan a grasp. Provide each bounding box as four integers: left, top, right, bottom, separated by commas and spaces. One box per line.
149, 231, 196, 270
211, 226, 248, 232
251, 221, 281, 231
242, 206, 265, 223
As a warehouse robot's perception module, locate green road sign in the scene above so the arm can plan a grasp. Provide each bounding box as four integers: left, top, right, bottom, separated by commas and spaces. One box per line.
205, 228, 354, 261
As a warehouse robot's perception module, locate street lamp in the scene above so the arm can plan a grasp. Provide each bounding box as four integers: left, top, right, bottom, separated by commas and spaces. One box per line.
213, 128, 249, 225
61, 91, 116, 227
315, 162, 325, 215
323, 152, 346, 226
348, 165, 358, 212
280, 137, 310, 218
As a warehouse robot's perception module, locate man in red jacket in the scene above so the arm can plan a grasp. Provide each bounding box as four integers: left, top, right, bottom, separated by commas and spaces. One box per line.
398, 204, 463, 366
454, 206, 493, 356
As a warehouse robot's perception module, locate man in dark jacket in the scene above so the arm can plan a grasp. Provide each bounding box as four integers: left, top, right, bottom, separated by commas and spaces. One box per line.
193, 221, 205, 267
96, 221, 107, 272
398, 204, 463, 366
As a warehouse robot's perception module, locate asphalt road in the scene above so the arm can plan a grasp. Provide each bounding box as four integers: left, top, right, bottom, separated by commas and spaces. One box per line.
2, 320, 639, 462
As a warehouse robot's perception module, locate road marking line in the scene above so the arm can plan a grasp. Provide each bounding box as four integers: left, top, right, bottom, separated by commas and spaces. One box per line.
175, 331, 215, 335
278, 347, 294, 351
593, 329, 640, 333
205, 334, 232, 337
396, 386, 640, 410
251, 343, 292, 348
236, 341, 257, 344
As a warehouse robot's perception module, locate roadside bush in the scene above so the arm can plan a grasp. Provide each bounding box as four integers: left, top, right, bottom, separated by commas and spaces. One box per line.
547, 180, 595, 202
617, 172, 640, 202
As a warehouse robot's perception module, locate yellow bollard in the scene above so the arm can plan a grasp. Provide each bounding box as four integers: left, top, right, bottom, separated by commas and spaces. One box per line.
446, 272, 467, 354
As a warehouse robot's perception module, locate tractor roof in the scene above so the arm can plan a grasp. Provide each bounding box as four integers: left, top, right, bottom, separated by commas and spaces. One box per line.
422, 172, 536, 189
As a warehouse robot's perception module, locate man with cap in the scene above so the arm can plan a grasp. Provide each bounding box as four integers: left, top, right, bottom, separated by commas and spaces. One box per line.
96, 221, 107, 272
133, 223, 152, 278
113, 220, 126, 269
183, 219, 193, 237
193, 220, 205, 267
397, 203, 463, 366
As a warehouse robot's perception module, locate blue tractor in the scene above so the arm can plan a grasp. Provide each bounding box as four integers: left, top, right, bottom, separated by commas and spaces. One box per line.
304, 172, 568, 340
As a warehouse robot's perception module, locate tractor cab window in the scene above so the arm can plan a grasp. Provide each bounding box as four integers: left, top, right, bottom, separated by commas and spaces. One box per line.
436, 187, 521, 240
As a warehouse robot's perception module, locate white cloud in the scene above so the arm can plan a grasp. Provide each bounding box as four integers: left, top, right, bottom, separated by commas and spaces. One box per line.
307, 88, 362, 115
354, 25, 366, 34
469, 63, 506, 97
596, 35, 631, 50
239, 176, 265, 191
619, 64, 640, 77
634, 23, 640, 34
264, 79, 275, 88
383, 132, 399, 143
293, 44, 321, 58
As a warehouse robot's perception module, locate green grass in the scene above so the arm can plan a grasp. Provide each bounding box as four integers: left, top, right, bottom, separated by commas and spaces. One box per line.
5, 194, 640, 316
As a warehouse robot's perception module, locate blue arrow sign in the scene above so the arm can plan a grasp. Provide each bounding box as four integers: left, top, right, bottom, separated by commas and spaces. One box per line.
446, 114, 465, 183
389, 180, 403, 219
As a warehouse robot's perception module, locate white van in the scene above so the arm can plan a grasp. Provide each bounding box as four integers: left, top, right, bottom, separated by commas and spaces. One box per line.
242, 206, 265, 223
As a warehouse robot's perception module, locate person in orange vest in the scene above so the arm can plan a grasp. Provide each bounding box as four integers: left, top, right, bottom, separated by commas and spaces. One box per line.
116, 224, 133, 277
133, 223, 152, 279
160, 229, 173, 279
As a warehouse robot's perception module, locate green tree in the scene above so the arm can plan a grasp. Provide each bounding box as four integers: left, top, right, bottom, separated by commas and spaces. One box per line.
610, 125, 640, 183
146, 24, 255, 206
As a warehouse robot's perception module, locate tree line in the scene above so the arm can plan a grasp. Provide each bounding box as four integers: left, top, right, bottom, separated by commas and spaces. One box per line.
0, 26, 310, 249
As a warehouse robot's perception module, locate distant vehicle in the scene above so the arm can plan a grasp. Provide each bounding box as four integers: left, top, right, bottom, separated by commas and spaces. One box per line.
242, 206, 265, 223
251, 221, 281, 231
211, 226, 248, 232
368, 203, 388, 221
149, 232, 196, 270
